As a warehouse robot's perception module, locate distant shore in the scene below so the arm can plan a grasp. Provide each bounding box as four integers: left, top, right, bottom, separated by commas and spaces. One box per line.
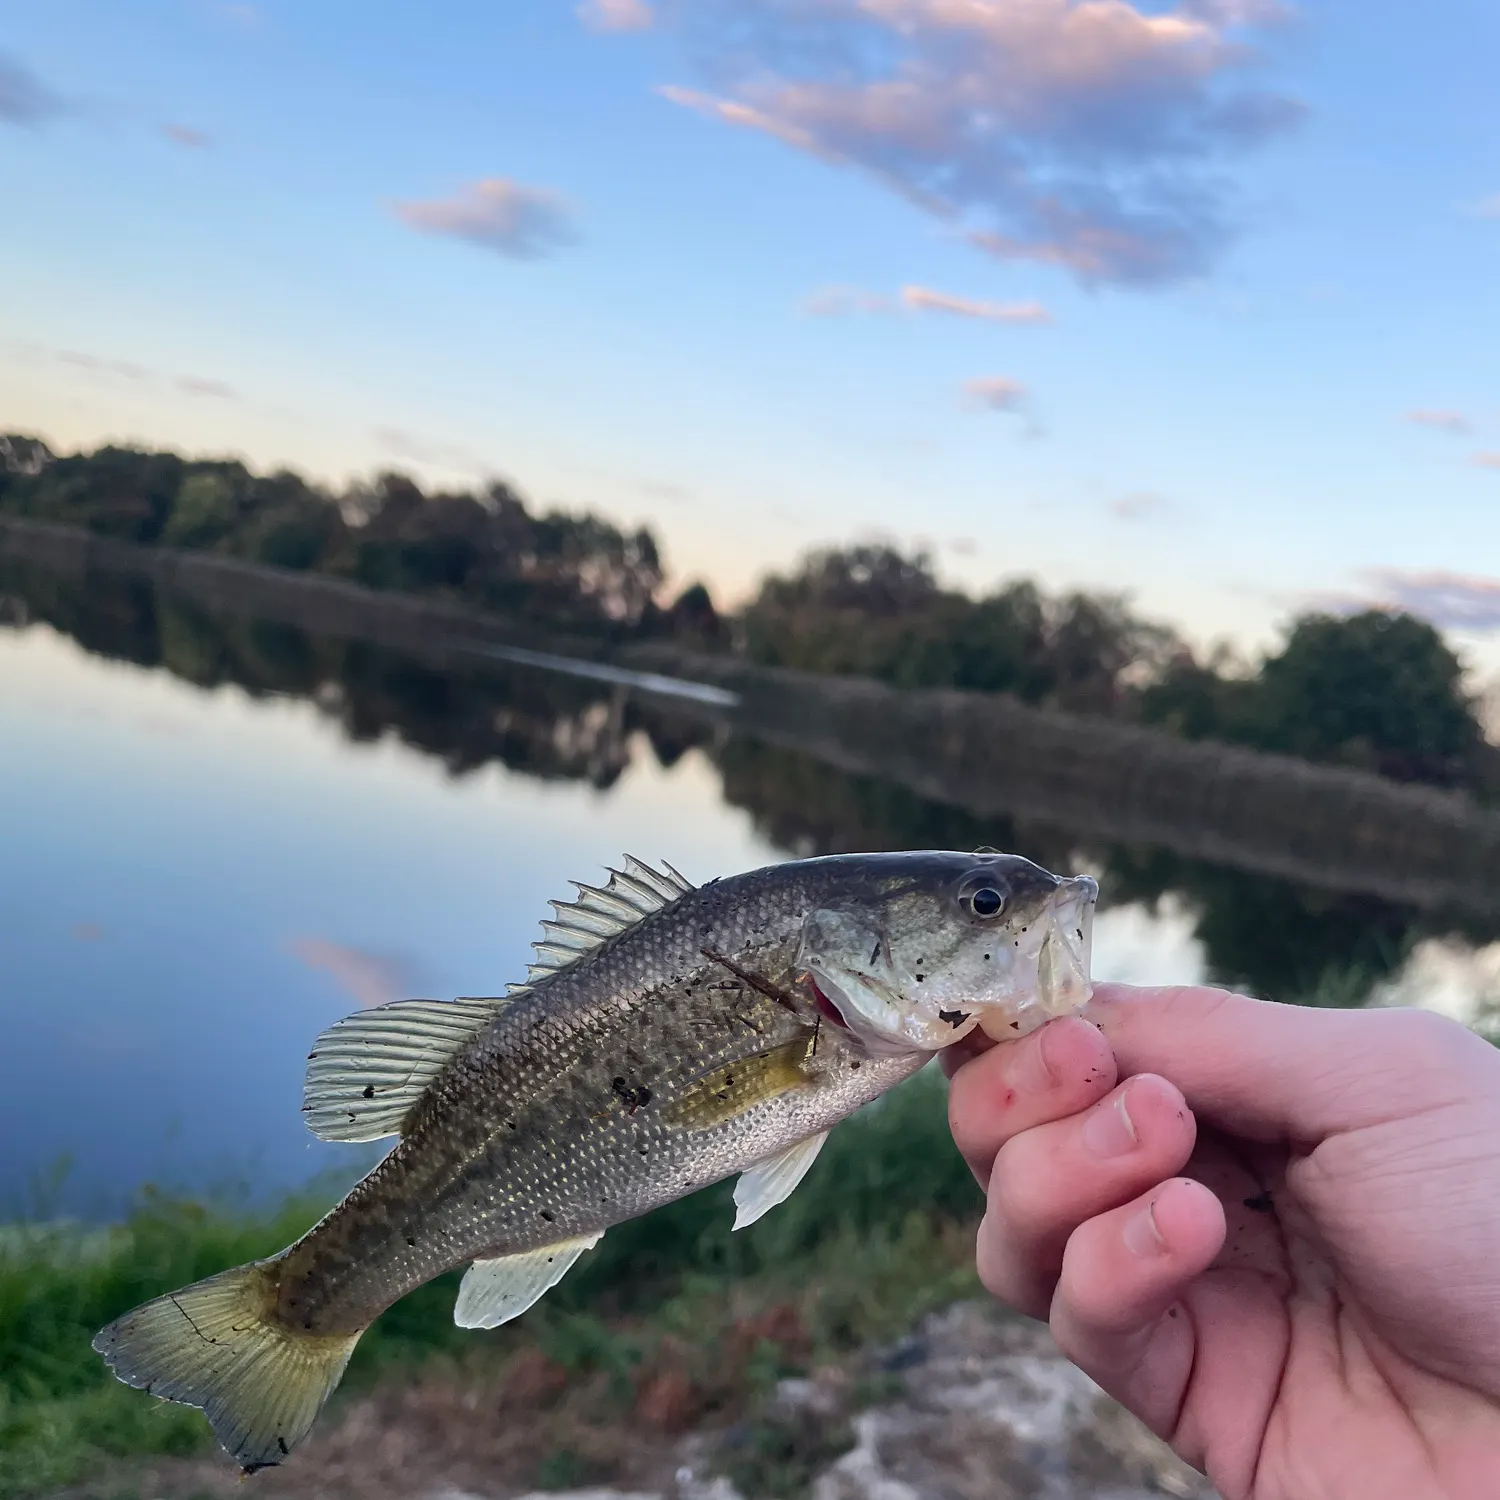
6, 511, 1500, 915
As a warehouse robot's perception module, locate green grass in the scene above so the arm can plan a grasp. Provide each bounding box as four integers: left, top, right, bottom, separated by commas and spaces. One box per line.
0, 1067, 982, 1498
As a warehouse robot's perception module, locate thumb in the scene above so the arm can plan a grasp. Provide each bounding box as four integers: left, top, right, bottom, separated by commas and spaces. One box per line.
1086, 982, 1494, 1146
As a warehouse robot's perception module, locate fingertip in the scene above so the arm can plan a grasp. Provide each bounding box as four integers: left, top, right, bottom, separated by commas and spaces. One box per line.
1145, 1177, 1226, 1263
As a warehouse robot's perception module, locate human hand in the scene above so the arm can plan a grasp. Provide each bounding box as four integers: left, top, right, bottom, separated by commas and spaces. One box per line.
944, 983, 1500, 1500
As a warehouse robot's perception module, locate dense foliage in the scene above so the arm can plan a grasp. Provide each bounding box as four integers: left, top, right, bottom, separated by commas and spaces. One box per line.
3, 436, 1493, 797
0, 434, 719, 643
741, 543, 1496, 798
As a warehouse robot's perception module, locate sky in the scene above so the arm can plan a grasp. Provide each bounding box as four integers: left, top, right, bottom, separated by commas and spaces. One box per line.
1, 0, 1498, 671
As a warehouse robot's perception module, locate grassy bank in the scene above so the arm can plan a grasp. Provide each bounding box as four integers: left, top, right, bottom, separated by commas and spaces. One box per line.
0, 1067, 982, 1498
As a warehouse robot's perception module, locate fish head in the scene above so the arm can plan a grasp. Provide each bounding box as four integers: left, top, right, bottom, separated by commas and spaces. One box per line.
795, 851, 1098, 1054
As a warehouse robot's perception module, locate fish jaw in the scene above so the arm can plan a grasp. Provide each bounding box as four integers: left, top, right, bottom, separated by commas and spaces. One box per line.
977, 874, 1097, 1040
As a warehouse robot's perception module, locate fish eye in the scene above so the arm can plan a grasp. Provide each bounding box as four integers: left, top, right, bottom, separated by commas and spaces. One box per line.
971, 887, 1004, 918
960, 881, 1006, 919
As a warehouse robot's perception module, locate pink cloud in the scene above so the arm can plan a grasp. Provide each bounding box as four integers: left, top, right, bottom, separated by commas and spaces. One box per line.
162, 122, 210, 148
1110, 490, 1170, 519
577, 0, 653, 31
650, 0, 1303, 285
962, 375, 1028, 412
1405, 409, 1472, 436
899, 286, 1051, 324
1474, 452, 1500, 471
393, 177, 577, 259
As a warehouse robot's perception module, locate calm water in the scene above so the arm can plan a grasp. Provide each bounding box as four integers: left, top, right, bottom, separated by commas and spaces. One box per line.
2, 565, 1496, 1218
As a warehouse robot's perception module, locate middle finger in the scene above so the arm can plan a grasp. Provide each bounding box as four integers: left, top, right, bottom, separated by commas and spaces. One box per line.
977, 1073, 1198, 1318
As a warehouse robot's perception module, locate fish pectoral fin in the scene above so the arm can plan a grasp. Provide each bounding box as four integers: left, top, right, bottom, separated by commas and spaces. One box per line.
665, 1036, 816, 1131
453, 1231, 605, 1330
733, 1130, 830, 1231
302, 995, 507, 1143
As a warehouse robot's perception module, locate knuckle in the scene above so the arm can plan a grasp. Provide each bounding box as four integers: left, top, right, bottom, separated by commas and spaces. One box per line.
988, 1135, 1062, 1239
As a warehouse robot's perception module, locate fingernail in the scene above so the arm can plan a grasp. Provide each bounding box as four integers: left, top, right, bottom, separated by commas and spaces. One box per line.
1081, 1086, 1138, 1157
1013, 1023, 1060, 1092
1124, 1199, 1166, 1258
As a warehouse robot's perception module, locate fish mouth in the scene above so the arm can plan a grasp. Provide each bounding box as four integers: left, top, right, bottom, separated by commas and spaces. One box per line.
1037, 875, 1097, 1017
806, 974, 850, 1030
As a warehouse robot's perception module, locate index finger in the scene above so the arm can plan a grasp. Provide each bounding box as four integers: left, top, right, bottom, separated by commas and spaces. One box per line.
1086, 982, 1495, 1145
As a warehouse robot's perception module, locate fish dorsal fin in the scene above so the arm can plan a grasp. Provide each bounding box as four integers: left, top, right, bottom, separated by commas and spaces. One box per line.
453, 1231, 605, 1329
302, 995, 505, 1143
732, 1130, 830, 1231
510, 855, 693, 992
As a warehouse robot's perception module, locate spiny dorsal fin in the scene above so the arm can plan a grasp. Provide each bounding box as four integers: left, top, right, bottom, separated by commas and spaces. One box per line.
302, 995, 506, 1142
510, 855, 693, 992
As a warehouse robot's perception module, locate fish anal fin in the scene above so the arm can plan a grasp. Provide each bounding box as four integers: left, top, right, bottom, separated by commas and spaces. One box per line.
453, 1231, 605, 1329
733, 1131, 830, 1231
302, 995, 505, 1143
664, 1036, 816, 1131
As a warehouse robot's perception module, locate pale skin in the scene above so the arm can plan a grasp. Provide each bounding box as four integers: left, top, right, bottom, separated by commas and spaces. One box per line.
943, 982, 1500, 1500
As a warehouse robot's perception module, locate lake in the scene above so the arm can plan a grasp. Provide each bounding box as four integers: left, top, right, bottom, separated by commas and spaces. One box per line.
3, 560, 1497, 1219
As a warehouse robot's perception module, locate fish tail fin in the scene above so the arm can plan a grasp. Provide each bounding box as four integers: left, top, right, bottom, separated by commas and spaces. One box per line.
92, 1257, 362, 1473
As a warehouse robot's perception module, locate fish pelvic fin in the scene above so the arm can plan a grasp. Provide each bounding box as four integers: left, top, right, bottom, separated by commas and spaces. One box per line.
453, 1230, 605, 1329
92, 1257, 361, 1474
733, 1131, 829, 1231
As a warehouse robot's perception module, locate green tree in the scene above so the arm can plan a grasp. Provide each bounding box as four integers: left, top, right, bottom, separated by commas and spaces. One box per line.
1249, 610, 1485, 787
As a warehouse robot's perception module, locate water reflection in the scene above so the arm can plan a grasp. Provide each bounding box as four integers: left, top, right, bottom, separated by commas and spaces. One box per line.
6, 555, 1496, 1010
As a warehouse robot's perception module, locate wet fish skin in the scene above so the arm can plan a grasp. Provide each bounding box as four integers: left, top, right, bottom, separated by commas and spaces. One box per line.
93, 847, 1094, 1472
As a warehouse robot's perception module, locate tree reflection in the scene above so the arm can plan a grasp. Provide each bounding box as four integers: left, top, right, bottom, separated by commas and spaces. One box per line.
5, 558, 1494, 1006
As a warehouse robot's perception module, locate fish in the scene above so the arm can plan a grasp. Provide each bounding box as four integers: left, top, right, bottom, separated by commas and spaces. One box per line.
93, 848, 1097, 1473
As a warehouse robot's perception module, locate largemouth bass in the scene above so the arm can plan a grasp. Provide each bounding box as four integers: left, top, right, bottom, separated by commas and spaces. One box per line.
94, 849, 1097, 1472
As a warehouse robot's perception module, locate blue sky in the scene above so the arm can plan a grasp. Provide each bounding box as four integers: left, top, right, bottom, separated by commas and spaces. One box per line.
2, 0, 1498, 670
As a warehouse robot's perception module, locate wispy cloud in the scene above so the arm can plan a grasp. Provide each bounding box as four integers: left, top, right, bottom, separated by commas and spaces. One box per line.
1111, 490, 1171, 519
162, 122, 210, 149
0, 50, 65, 127
899, 286, 1051, 324
1462, 192, 1500, 220
577, 0, 653, 32
651, 0, 1303, 287
211, 2, 262, 29
802, 285, 894, 317
803, 283, 1050, 324
962, 375, 1028, 413
45, 346, 237, 400
287, 936, 415, 1010
372, 425, 494, 477
1474, 452, 1500, 471
1355, 569, 1500, 633
1405, 408, 1472, 436
393, 177, 577, 259
55, 349, 148, 380
176, 375, 236, 399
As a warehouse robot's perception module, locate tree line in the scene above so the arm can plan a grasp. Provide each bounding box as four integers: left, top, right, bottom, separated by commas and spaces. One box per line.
3, 433, 1493, 799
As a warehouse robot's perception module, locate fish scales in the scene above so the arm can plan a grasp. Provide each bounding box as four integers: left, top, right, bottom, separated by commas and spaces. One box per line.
275, 860, 922, 1335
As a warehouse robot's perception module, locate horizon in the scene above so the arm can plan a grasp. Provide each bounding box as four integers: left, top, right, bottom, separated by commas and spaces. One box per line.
3, 0, 1498, 674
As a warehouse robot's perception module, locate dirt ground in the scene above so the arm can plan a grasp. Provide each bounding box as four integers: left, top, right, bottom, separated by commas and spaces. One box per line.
97, 1301, 1215, 1500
